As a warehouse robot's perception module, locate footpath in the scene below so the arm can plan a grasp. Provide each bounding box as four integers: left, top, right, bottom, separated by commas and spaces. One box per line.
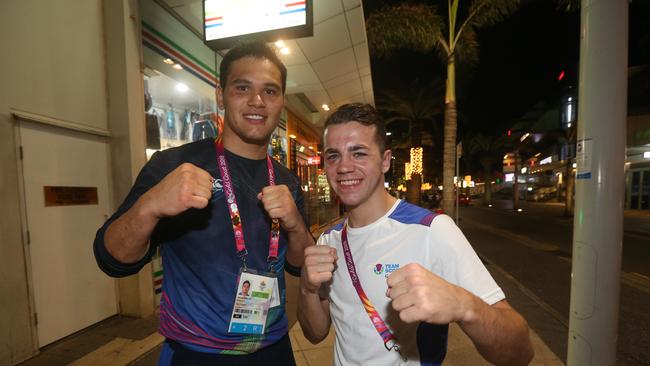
18, 215, 564, 366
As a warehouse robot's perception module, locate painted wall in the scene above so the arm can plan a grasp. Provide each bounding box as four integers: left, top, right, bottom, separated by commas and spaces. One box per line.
0, 0, 108, 363
0, 0, 148, 364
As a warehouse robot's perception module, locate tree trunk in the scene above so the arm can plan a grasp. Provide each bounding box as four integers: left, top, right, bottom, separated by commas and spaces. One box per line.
406, 174, 422, 205
484, 169, 493, 206
513, 151, 519, 210
442, 58, 457, 217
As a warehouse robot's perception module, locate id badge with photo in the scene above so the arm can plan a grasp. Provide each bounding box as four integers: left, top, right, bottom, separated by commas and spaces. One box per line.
228, 269, 277, 335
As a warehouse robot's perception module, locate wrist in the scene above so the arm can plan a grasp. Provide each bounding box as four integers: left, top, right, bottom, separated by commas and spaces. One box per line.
135, 193, 161, 221
456, 288, 481, 325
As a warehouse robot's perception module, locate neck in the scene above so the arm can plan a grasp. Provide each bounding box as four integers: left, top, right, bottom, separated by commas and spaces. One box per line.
347, 190, 397, 228
221, 129, 268, 159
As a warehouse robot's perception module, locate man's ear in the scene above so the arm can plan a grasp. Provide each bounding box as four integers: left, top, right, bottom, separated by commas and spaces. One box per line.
382, 149, 392, 174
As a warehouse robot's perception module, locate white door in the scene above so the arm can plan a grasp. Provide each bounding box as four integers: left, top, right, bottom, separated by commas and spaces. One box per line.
18, 120, 117, 347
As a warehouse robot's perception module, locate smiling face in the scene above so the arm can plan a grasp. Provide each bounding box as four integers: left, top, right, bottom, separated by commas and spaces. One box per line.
323, 121, 391, 211
217, 56, 284, 157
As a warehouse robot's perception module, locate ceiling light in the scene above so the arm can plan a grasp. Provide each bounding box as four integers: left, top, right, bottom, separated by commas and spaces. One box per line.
275, 40, 286, 48
322, 104, 330, 111
308, 146, 314, 150
172, 64, 183, 70
386, 132, 392, 136
163, 58, 174, 65
176, 83, 189, 92
289, 134, 296, 139
280, 47, 290, 55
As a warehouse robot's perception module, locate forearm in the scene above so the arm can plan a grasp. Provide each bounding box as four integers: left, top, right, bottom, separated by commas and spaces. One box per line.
458, 297, 534, 366
297, 288, 331, 344
104, 194, 160, 263
286, 224, 314, 267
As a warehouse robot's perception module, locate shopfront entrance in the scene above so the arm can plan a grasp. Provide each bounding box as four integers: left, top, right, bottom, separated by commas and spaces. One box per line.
17, 120, 117, 346
629, 168, 650, 209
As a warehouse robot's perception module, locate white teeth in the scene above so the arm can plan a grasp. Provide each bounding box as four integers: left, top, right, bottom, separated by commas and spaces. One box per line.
339, 179, 360, 186
244, 114, 264, 120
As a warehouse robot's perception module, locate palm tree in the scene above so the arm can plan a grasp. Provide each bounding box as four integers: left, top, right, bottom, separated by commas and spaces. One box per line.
466, 133, 506, 206
367, 0, 519, 218
377, 82, 444, 204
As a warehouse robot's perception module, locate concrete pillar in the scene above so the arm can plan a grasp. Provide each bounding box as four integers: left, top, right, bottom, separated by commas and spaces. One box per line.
103, 0, 154, 317
567, 0, 628, 364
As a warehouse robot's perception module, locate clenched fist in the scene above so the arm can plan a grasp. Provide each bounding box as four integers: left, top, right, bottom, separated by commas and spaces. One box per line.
386, 263, 469, 325
257, 185, 302, 232
142, 163, 213, 218
301, 245, 338, 294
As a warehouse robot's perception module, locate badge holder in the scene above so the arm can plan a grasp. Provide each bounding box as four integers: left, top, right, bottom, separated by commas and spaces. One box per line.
228, 268, 280, 335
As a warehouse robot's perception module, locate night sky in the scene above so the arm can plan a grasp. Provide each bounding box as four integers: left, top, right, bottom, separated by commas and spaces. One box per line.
363, 0, 650, 137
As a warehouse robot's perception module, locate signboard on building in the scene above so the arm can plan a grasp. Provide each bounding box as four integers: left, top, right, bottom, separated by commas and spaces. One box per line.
203, 0, 313, 50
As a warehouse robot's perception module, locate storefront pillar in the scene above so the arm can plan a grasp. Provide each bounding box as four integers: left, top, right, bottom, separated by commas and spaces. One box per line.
103, 0, 154, 317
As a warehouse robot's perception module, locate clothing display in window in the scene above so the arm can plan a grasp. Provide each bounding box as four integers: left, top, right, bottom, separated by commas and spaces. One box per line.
145, 92, 161, 150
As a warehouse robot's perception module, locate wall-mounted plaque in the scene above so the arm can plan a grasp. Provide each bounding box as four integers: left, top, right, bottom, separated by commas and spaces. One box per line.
44, 186, 98, 206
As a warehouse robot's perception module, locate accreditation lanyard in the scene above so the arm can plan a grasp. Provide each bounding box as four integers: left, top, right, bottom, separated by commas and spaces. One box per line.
214, 139, 280, 268
341, 222, 404, 359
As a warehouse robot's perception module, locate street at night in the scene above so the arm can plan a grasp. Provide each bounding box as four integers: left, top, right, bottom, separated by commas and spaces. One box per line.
458, 203, 650, 365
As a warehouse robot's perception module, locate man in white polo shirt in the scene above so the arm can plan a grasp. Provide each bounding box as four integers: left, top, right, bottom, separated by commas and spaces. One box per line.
298, 103, 534, 366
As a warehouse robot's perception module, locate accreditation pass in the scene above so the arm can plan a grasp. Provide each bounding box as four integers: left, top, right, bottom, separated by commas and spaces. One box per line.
228, 270, 278, 335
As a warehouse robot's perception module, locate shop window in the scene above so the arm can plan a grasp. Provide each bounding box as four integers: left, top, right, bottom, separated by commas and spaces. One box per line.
144, 73, 221, 157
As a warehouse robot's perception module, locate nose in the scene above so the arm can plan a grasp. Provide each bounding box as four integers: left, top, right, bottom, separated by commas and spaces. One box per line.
337, 154, 354, 174
248, 91, 265, 107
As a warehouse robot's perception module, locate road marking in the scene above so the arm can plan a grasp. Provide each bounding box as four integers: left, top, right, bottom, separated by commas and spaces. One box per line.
463, 216, 650, 295
463, 216, 561, 252
621, 272, 650, 295
478, 253, 569, 328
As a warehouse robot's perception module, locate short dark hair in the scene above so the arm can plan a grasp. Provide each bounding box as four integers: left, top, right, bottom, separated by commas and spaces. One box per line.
219, 41, 287, 93
324, 103, 387, 152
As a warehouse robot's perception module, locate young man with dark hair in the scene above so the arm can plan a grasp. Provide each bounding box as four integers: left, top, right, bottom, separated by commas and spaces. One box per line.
298, 103, 534, 365
94, 41, 313, 365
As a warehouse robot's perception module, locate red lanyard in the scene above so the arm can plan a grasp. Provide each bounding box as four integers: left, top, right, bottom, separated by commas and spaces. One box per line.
214, 139, 280, 268
341, 222, 404, 359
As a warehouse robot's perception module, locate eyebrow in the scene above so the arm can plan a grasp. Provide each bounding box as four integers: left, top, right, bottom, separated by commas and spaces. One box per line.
324, 144, 369, 155
231, 78, 281, 90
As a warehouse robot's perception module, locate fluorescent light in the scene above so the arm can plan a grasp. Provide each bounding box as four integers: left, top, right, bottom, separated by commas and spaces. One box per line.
172, 64, 183, 70
175, 83, 189, 92
520, 133, 530, 142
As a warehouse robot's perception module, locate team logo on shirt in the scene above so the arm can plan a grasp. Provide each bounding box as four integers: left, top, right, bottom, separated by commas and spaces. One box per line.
373, 263, 400, 277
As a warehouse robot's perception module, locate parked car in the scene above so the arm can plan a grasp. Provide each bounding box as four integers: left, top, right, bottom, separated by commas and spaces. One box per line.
459, 193, 471, 206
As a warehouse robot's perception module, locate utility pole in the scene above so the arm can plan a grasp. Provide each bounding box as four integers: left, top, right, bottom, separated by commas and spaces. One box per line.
567, 0, 628, 364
